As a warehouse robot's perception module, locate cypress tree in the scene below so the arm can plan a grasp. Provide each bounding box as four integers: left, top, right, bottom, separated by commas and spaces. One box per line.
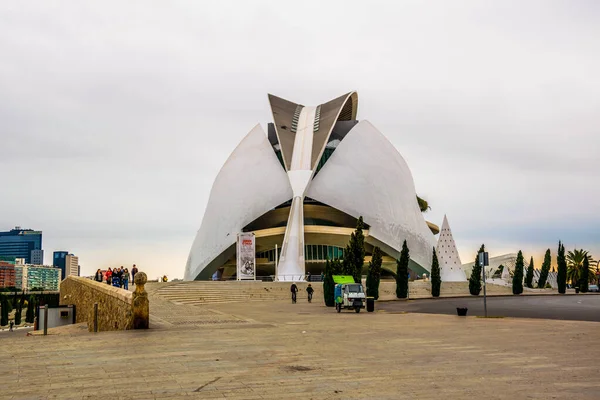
580, 256, 590, 293
537, 249, 551, 288
469, 244, 485, 295
396, 240, 409, 299
525, 256, 534, 288
0, 296, 8, 327
557, 241, 567, 294
344, 217, 365, 283
14, 292, 25, 326
430, 247, 441, 297
25, 295, 35, 323
323, 259, 335, 307
366, 247, 382, 300
512, 251, 524, 295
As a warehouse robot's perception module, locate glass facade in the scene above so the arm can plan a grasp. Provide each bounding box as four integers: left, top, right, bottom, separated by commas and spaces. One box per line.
257, 245, 344, 262
0, 228, 42, 264
53, 251, 68, 280
15, 265, 60, 291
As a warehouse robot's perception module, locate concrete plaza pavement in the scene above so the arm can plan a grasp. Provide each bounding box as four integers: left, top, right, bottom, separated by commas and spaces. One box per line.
2, 296, 600, 399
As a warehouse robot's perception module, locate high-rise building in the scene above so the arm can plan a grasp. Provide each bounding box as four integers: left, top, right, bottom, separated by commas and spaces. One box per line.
65, 254, 79, 277
15, 264, 60, 291
0, 261, 16, 288
53, 251, 68, 280
31, 249, 44, 265
0, 227, 42, 264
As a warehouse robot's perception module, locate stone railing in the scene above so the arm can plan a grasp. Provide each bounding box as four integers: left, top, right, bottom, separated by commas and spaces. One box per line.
60, 273, 149, 332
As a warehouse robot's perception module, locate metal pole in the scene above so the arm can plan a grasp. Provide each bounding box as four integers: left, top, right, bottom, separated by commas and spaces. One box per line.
93, 303, 98, 333
43, 305, 48, 336
482, 261, 487, 318
274, 244, 278, 282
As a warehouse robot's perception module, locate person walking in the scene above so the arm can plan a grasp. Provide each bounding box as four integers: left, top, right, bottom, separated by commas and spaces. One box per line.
131, 265, 138, 284
290, 282, 298, 304
94, 269, 103, 283
306, 284, 314, 303
122, 268, 130, 290
118, 266, 124, 288
112, 268, 121, 287
105, 268, 113, 285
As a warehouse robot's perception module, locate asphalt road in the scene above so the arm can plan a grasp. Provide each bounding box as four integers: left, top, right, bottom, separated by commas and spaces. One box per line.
378, 294, 600, 322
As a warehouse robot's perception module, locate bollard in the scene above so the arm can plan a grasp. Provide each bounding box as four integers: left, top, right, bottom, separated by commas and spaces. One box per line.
93, 303, 98, 333
43, 305, 48, 336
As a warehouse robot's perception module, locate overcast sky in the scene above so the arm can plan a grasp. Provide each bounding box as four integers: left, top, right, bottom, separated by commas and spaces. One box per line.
1, 1, 598, 279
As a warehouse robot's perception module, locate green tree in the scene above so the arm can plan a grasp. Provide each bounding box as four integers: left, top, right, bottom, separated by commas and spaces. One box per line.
344, 217, 365, 283
14, 292, 25, 326
430, 248, 441, 297
396, 240, 410, 299
525, 256, 534, 288
557, 241, 567, 294
323, 259, 335, 307
580, 256, 590, 293
366, 246, 382, 300
416, 196, 430, 212
0, 296, 8, 327
512, 251, 524, 295
25, 296, 35, 324
566, 249, 595, 289
537, 249, 552, 288
469, 245, 485, 295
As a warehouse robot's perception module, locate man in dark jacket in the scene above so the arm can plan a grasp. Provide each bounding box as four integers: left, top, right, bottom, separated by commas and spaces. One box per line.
290, 283, 298, 304
131, 265, 138, 284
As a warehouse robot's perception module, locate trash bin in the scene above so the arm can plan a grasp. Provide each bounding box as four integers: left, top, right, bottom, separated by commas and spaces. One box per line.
456, 307, 468, 316
366, 297, 375, 312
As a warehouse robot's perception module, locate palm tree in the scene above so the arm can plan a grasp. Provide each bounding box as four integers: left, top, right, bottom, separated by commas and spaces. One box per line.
566, 249, 595, 288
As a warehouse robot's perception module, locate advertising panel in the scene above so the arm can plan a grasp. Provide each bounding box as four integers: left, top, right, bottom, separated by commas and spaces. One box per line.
237, 233, 255, 280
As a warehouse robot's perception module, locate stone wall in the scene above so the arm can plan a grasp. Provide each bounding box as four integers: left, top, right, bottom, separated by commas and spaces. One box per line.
60, 276, 134, 332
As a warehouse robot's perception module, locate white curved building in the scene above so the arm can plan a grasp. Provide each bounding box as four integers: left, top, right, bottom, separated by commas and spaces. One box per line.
184, 92, 438, 281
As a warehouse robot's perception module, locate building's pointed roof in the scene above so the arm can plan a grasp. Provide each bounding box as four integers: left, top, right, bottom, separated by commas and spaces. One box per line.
436, 215, 467, 281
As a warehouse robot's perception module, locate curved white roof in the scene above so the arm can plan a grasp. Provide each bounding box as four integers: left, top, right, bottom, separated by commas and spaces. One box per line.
184, 124, 293, 280
306, 120, 435, 272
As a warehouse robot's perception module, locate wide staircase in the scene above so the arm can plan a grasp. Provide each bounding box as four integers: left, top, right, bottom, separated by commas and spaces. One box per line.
150, 281, 321, 305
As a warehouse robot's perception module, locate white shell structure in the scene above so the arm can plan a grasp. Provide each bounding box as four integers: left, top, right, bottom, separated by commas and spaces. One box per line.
436, 215, 466, 281
184, 124, 293, 281
185, 92, 437, 281
306, 120, 436, 274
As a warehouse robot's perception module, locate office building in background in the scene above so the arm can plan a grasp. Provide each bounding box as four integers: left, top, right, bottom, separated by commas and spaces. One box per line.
54, 251, 79, 279
0, 227, 43, 264
14, 262, 60, 291
0, 261, 16, 288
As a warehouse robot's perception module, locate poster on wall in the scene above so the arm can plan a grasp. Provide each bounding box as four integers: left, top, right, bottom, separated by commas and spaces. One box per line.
237, 233, 256, 280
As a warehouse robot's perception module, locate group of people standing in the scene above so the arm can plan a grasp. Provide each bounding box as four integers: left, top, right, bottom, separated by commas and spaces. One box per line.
94, 265, 138, 290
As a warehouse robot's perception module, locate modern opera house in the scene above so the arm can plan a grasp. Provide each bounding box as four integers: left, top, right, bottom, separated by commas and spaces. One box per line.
184, 92, 440, 281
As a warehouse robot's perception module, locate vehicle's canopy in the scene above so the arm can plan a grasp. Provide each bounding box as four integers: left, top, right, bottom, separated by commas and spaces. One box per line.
333, 275, 355, 284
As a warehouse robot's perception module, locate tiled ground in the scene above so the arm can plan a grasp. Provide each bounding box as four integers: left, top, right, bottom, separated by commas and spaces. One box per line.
1, 298, 599, 399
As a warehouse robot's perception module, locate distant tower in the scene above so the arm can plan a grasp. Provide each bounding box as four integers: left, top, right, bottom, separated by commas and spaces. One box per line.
436, 215, 466, 281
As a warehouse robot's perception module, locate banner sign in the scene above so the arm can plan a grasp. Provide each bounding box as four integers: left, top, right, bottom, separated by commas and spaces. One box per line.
237, 233, 256, 280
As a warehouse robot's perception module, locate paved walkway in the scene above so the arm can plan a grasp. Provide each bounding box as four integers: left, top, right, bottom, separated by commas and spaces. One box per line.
1, 297, 599, 399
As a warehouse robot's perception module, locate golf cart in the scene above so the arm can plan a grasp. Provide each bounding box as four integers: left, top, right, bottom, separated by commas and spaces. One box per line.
333, 275, 365, 313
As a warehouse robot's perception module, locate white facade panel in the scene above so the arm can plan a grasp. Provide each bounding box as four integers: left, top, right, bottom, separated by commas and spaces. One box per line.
184, 124, 293, 280
306, 120, 436, 272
